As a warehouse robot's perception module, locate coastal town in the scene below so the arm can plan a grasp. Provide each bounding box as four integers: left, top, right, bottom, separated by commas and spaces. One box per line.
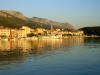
0, 25, 84, 40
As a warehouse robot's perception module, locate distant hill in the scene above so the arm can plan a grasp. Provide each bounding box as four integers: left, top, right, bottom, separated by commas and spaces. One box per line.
79, 26, 100, 36
0, 10, 75, 29
0, 10, 27, 28
30, 17, 74, 29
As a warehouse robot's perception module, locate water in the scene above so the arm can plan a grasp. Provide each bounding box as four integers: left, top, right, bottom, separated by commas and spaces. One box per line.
0, 37, 100, 75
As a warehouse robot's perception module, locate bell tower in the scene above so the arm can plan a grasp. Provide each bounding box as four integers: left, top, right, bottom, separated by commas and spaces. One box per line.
51, 25, 53, 31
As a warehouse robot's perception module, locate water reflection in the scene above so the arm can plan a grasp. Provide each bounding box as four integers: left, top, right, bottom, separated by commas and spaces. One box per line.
84, 37, 100, 49
0, 37, 100, 75
0, 37, 84, 70
0, 37, 85, 54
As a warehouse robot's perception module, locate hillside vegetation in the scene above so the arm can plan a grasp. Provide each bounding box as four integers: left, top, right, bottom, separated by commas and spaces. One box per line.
0, 10, 74, 29
79, 26, 100, 36
0, 11, 42, 28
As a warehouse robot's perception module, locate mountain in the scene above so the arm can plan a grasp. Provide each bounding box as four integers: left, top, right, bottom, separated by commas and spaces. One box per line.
0, 10, 27, 21
0, 10, 27, 28
30, 17, 74, 29
0, 10, 74, 29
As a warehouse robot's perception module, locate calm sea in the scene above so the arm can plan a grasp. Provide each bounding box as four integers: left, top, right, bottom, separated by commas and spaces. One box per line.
0, 37, 100, 75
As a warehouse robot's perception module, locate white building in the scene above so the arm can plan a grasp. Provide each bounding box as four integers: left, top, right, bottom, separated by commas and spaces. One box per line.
16, 29, 26, 38
0, 29, 10, 37
21, 26, 31, 34
16, 26, 32, 38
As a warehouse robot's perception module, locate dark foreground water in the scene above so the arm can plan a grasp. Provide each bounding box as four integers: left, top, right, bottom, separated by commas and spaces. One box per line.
0, 37, 100, 75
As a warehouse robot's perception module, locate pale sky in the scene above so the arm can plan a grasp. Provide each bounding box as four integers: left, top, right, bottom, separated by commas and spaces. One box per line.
0, 0, 100, 29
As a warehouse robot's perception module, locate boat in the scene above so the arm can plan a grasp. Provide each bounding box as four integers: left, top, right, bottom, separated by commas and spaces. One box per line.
38, 35, 62, 39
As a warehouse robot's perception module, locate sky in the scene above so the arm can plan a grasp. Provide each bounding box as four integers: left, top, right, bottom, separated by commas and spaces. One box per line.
0, 0, 100, 29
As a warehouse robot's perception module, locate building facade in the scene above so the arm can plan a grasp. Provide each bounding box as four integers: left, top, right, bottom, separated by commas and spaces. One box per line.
0, 29, 10, 37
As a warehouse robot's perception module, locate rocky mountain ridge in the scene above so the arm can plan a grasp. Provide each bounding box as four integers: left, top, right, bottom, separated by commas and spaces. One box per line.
0, 10, 27, 21
0, 10, 74, 29
31, 17, 74, 29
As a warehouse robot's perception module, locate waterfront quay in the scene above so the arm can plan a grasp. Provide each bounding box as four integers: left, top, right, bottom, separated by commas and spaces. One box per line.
0, 25, 84, 40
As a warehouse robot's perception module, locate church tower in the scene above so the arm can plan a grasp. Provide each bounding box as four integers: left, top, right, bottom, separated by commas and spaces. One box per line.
51, 25, 53, 31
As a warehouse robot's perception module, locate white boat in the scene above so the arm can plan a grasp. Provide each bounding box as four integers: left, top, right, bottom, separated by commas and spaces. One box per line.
40, 35, 62, 39
31, 37, 38, 40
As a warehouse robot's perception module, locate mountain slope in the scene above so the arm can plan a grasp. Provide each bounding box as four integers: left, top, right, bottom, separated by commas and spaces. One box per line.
30, 17, 74, 29
0, 10, 75, 29
0, 10, 27, 21
0, 10, 27, 28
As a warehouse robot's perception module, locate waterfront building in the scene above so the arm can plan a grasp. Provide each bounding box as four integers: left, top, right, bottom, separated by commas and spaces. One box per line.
71, 30, 84, 36
62, 30, 84, 36
10, 29, 17, 38
16, 29, 26, 38
36, 28, 44, 35
0, 28, 10, 38
0, 25, 84, 39
21, 26, 31, 34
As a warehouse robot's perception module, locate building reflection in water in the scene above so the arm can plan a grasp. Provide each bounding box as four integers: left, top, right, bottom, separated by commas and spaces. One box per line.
0, 37, 84, 69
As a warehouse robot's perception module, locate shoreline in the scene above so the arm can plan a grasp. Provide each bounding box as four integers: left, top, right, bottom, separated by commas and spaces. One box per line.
82, 35, 100, 37
62, 35, 100, 38
0, 36, 100, 41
